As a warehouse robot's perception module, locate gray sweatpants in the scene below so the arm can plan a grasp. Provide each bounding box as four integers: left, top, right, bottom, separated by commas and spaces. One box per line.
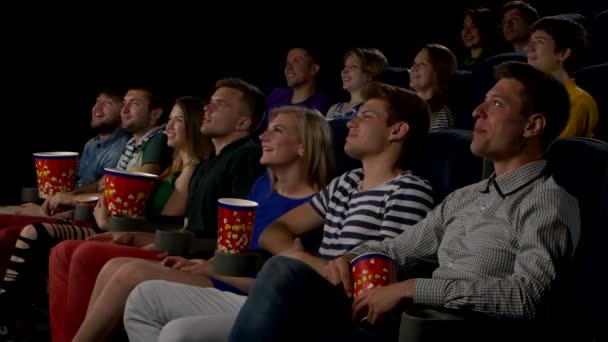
124, 280, 247, 342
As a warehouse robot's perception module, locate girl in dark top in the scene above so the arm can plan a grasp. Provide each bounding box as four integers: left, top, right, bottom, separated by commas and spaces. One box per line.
460, 7, 500, 70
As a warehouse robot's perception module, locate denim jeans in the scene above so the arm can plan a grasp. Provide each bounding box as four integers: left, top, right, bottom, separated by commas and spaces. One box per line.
228, 255, 398, 342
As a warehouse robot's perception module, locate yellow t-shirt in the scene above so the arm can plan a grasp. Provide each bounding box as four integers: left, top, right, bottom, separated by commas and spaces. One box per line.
559, 78, 599, 138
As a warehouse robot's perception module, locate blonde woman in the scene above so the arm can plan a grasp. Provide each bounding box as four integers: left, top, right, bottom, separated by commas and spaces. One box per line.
326, 48, 388, 120
69, 106, 337, 341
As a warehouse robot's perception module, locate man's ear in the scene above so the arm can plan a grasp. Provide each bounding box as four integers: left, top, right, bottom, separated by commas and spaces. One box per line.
522, 113, 546, 138
311, 64, 320, 76
557, 47, 572, 66
389, 122, 409, 142
151, 108, 163, 125
236, 116, 252, 132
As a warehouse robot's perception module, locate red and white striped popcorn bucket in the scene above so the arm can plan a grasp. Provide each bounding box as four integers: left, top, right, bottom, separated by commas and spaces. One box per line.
103, 168, 158, 217
33, 151, 79, 198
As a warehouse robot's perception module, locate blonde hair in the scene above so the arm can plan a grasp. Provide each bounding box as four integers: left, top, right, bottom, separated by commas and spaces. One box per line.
344, 48, 389, 81
266, 105, 336, 191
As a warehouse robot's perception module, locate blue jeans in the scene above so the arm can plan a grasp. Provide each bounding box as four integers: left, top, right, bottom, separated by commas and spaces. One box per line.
228, 255, 398, 342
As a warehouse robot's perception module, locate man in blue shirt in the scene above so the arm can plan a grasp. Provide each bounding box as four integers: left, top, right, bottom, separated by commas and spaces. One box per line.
74, 89, 129, 190
14, 89, 128, 216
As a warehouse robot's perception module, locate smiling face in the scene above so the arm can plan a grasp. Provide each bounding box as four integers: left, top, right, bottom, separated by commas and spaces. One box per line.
258, 112, 303, 167
165, 104, 187, 149
341, 53, 370, 92
120, 89, 155, 134
284, 48, 319, 88
526, 30, 567, 75
461, 14, 482, 48
91, 92, 122, 133
409, 48, 435, 93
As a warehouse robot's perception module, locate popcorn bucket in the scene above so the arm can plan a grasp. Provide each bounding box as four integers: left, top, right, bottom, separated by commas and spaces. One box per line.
216, 198, 258, 254
33, 152, 79, 198
351, 253, 398, 298
103, 168, 158, 217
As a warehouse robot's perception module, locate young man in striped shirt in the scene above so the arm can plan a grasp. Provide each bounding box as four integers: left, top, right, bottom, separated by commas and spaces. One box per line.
122, 81, 435, 341
258, 81, 434, 260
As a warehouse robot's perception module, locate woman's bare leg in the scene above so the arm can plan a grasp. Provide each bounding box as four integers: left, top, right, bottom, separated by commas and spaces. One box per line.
85, 257, 142, 315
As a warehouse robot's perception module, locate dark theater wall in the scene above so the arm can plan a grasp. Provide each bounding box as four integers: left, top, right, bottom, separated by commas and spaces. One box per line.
1, 0, 605, 204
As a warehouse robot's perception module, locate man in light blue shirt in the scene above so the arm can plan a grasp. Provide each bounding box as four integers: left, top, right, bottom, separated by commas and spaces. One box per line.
73, 89, 129, 191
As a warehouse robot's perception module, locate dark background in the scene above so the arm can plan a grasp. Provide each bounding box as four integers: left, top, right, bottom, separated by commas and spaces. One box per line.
1, 0, 605, 204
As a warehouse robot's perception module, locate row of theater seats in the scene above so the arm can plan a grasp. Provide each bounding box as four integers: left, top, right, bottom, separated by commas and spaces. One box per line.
327, 118, 607, 341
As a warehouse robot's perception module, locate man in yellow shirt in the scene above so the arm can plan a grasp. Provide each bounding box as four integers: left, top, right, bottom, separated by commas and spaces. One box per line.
526, 16, 599, 138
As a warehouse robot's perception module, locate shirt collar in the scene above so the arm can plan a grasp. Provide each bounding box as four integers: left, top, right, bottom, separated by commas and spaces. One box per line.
480, 160, 547, 198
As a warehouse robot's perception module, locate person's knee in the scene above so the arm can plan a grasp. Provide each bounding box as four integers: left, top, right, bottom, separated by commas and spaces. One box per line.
158, 319, 194, 342
112, 260, 154, 286
70, 241, 110, 269
0, 226, 23, 242
158, 317, 229, 342
17, 225, 37, 243
258, 255, 314, 283
49, 240, 84, 273
51, 240, 85, 260
125, 280, 168, 317
98, 257, 136, 279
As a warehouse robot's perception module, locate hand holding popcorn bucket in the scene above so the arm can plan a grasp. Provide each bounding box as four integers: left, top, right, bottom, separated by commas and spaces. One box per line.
103, 168, 158, 217
33, 152, 79, 198
216, 198, 258, 254
351, 253, 398, 298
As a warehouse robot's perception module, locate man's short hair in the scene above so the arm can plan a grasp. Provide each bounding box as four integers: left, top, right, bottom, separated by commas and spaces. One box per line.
530, 16, 588, 74
289, 47, 321, 66
128, 83, 165, 111
494, 61, 570, 149
501, 1, 539, 25
97, 86, 125, 103
215, 77, 267, 133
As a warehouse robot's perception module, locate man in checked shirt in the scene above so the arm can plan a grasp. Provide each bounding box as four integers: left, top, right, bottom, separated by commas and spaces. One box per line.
228, 61, 581, 341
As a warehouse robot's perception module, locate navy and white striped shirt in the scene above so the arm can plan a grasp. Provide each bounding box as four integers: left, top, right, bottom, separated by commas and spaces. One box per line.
310, 169, 434, 258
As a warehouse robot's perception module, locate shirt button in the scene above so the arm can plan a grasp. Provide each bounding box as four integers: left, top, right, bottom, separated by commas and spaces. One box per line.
448, 260, 454, 267
480, 205, 486, 211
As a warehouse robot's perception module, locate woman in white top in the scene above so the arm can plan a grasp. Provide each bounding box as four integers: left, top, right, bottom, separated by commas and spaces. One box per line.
326, 48, 388, 120
409, 43, 458, 131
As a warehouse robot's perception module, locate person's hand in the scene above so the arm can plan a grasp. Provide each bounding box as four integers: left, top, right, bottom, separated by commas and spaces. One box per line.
321, 254, 356, 297
351, 279, 415, 325
15, 203, 46, 217
178, 259, 214, 276
161, 256, 193, 269
87, 231, 135, 245
93, 196, 110, 230
98, 178, 106, 192
41, 193, 77, 216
